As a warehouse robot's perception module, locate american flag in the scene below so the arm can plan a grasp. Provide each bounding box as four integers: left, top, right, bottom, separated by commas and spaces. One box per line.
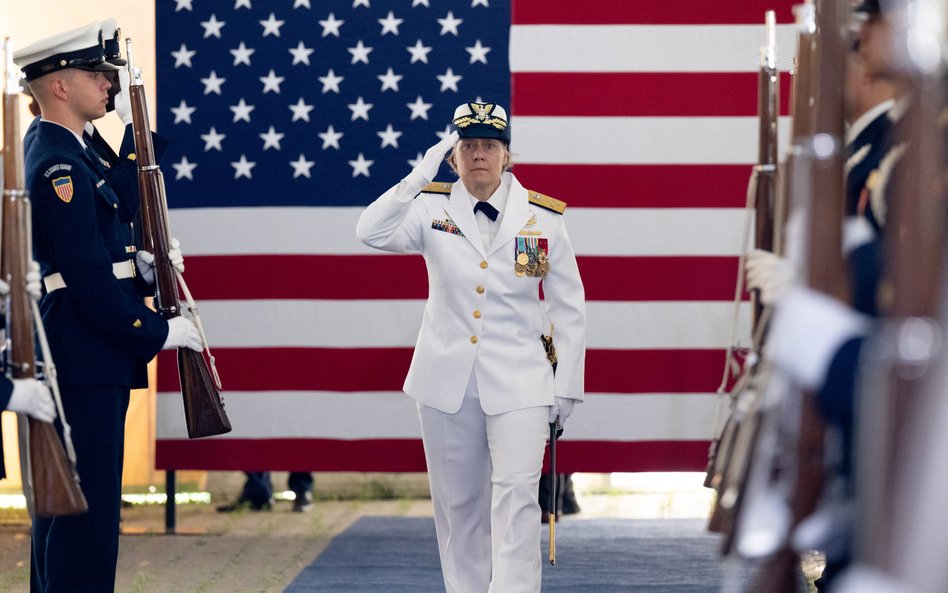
153, 0, 797, 473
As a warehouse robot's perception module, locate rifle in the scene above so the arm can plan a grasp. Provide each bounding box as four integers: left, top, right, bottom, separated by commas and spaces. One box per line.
705, 10, 782, 537
849, 0, 947, 580
124, 39, 230, 439
734, 0, 849, 589
2, 37, 87, 517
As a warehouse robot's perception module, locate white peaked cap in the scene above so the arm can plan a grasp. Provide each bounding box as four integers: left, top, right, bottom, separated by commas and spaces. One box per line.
13, 21, 118, 82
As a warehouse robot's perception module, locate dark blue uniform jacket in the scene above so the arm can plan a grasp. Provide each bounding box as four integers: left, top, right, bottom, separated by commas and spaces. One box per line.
25, 121, 168, 389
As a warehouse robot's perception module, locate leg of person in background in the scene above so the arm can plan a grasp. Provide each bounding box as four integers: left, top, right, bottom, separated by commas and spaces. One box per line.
288, 472, 314, 512
216, 472, 274, 512
561, 474, 581, 516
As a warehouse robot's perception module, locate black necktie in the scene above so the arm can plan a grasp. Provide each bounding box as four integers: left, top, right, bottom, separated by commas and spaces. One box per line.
474, 201, 499, 221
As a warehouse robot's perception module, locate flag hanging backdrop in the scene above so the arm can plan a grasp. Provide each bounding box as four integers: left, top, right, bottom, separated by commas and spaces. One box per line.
153, 0, 796, 473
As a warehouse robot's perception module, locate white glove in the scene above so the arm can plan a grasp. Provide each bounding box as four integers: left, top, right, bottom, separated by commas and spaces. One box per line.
0, 263, 45, 300
163, 317, 203, 352
832, 567, 917, 593
396, 132, 459, 201
114, 67, 133, 126
27, 261, 42, 301
745, 249, 795, 306
136, 238, 185, 285
842, 215, 876, 256
7, 378, 55, 423
768, 287, 870, 390
548, 397, 577, 426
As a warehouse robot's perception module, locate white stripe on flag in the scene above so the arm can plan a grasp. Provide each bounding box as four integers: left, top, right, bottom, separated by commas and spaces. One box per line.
191, 299, 751, 349
156, 391, 718, 441
170, 207, 751, 256
511, 116, 792, 164
510, 24, 799, 73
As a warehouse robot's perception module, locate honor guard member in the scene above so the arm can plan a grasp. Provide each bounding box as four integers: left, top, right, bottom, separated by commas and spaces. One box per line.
751, 2, 923, 590
14, 23, 202, 593
357, 102, 586, 593
23, 20, 174, 268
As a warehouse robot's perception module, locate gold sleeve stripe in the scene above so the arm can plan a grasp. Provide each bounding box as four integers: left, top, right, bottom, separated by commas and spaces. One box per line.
528, 190, 567, 214
422, 182, 453, 194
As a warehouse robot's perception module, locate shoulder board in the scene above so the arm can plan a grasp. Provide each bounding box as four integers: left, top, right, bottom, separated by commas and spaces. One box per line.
421, 182, 453, 194
527, 190, 566, 214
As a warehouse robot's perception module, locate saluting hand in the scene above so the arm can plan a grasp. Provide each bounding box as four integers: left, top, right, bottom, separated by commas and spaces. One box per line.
114, 67, 134, 127
414, 131, 460, 183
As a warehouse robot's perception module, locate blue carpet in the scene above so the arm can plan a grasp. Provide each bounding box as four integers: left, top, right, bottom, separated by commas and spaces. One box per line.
284, 517, 778, 593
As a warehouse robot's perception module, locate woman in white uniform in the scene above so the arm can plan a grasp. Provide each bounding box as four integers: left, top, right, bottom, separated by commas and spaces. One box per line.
356, 101, 586, 593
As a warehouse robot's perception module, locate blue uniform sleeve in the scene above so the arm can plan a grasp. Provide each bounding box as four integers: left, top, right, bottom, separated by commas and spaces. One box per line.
0, 376, 12, 410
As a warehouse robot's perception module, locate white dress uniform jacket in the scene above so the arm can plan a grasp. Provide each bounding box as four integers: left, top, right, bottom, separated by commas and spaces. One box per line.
357, 171, 586, 414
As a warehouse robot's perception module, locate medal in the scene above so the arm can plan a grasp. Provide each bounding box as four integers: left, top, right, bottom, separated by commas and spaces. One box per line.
515, 237, 551, 277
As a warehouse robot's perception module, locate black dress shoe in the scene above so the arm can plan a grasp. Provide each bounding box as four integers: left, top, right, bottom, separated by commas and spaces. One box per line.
216, 497, 274, 512
292, 491, 313, 513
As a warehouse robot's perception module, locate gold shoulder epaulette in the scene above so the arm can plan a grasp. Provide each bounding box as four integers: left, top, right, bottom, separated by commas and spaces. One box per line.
528, 190, 566, 214
422, 182, 453, 194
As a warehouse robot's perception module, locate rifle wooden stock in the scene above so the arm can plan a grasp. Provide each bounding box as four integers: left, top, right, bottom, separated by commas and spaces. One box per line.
745, 0, 848, 588
126, 47, 230, 439
706, 8, 789, 542
2, 53, 87, 517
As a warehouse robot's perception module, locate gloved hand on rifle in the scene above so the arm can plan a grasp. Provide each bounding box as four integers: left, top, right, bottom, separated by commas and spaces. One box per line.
163, 317, 203, 352
0, 261, 44, 301
395, 131, 459, 202
113, 67, 134, 127
27, 261, 42, 301
136, 238, 185, 285
745, 249, 795, 306
6, 378, 55, 423
548, 397, 579, 428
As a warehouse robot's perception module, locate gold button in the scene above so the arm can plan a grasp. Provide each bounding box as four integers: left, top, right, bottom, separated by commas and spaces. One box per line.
470, 336, 478, 344
112, 203, 118, 209
480, 260, 488, 269
133, 319, 142, 328
476, 285, 485, 294
127, 153, 137, 161
473, 310, 481, 319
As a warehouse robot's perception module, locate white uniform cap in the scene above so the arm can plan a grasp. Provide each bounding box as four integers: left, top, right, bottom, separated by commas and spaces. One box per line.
100, 18, 126, 65
13, 21, 118, 82
451, 102, 511, 145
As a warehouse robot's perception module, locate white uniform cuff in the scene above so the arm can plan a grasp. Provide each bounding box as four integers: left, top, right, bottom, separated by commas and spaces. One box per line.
770, 287, 870, 390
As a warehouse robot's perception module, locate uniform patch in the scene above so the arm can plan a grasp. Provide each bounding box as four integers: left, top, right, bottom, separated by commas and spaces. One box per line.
51, 177, 74, 203
43, 163, 72, 178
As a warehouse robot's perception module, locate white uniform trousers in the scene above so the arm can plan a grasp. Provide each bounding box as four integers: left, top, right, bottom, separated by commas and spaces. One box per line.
418, 372, 549, 593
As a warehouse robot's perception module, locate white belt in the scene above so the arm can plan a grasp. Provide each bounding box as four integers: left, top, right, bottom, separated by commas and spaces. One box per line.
44, 260, 136, 293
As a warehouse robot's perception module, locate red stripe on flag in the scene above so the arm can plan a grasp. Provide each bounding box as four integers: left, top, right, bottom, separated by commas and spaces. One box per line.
512, 0, 799, 25
155, 437, 710, 472
181, 255, 743, 301
513, 164, 752, 208
512, 72, 792, 117
156, 348, 730, 394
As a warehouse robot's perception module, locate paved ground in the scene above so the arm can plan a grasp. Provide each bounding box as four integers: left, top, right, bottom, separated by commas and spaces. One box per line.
0, 472, 819, 593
